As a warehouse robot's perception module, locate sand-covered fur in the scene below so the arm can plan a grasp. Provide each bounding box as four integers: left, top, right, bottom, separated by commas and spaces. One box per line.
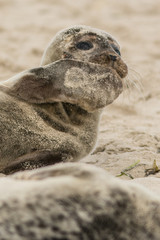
0, 26, 127, 174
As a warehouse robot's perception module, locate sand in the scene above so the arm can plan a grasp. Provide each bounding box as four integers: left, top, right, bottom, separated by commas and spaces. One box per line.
0, 0, 160, 183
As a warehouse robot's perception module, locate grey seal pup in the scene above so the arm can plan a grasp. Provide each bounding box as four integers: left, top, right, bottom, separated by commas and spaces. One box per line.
0, 25, 127, 174
0, 163, 160, 240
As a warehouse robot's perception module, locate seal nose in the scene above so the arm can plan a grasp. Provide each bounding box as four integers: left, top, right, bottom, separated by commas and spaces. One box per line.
109, 55, 117, 62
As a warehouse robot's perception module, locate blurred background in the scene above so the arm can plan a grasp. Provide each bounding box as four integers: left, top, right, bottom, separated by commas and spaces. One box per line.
1, 0, 160, 178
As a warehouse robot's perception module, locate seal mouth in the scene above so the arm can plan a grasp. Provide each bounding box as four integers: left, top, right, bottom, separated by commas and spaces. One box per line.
113, 65, 128, 79
91, 60, 128, 80
113, 59, 128, 79
89, 53, 128, 79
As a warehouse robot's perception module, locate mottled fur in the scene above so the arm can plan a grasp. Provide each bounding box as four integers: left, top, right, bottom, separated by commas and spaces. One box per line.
0, 163, 160, 240
0, 26, 127, 174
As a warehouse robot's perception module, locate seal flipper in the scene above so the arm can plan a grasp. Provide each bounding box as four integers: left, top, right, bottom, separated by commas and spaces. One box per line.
1, 150, 67, 175
0, 59, 95, 104
0, 58, 124, 111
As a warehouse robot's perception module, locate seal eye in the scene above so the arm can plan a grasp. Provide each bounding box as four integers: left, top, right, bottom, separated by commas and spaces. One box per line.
76, 41, 93, 50
114, 48, 121, 56
112, 45, 121, 56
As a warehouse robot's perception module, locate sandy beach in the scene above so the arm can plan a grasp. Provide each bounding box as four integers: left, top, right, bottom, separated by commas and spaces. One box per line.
1, 0, 160, 180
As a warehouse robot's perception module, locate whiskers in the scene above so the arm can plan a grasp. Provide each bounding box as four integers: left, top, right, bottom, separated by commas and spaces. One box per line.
122, 66, 144, 102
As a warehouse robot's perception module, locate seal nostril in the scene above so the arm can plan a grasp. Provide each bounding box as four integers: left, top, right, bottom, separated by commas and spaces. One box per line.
109, 55, 117, 62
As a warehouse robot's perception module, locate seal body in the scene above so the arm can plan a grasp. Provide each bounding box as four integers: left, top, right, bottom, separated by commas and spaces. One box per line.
0, 26, 127, 174
0, 92, 100, 173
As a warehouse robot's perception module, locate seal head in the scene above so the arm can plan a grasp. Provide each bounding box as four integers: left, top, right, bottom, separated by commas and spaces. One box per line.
42, 25, 126, 79
40, 25, 127, 112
